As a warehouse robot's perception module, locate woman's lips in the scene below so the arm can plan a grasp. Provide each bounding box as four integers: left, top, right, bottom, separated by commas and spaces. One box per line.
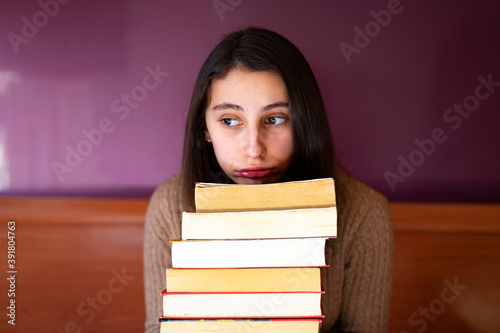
237, 168, 273, 178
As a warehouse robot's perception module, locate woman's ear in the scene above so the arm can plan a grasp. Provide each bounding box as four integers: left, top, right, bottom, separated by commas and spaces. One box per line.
204, 131, 211, 143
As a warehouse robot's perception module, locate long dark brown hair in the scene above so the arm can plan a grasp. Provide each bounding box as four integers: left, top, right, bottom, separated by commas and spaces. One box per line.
181, 27, 338, 208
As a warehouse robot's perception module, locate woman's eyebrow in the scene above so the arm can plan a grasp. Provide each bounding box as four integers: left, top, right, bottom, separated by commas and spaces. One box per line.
263, 102, 289, 111
212, 103, 243, 111
212, 101, 289, 111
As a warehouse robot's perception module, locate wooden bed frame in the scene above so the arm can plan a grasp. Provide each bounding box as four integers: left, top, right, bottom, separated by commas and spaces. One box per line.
0, 198, 499, 332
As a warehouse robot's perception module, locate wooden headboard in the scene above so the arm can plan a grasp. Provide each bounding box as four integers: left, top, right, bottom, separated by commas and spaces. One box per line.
390, 203, 500, 333
0, 198, 499, 333
0, 197, 148, 333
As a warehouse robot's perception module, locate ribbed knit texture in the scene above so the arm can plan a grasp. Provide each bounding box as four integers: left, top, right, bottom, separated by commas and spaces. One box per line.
143, 172, 394, 333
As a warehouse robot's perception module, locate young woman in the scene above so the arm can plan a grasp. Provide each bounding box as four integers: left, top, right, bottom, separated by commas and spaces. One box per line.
143, 27, 393, 333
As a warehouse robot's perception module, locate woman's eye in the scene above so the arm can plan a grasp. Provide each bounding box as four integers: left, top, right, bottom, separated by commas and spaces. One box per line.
266, 116, 286, 125
221, 118, 240, 126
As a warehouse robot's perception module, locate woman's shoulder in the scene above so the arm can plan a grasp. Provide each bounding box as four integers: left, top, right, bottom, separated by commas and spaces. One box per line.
151, 172, 183, 198
147, 172, 187, 219
334, 172, 392, 227
335, 172, 387, 204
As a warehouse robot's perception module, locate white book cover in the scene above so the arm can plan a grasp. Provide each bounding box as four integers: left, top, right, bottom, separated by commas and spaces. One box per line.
162, 292, 323, 318
171, 238, 327, 268
182, 207, 336, 240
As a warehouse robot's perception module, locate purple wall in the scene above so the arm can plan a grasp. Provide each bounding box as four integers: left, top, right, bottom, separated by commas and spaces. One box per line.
0, 0, 499, 202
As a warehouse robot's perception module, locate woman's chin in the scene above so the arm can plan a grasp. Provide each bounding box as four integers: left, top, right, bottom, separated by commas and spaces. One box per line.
237, 178, 268, 185
232, 174, 283, 185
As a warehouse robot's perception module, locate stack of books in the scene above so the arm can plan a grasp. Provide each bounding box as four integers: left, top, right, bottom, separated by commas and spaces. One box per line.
159, 178, 337, 332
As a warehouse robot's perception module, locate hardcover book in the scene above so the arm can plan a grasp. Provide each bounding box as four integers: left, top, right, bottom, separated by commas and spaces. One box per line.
171, 238, 328, 268
159, 318, 322, 332
194, 178, 335, 212
162, 290, 324, 318
182, 207, 336, 240
165, 267, 321, 293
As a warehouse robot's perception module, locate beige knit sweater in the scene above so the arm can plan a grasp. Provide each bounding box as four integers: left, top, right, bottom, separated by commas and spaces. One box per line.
143, 172, 394, 332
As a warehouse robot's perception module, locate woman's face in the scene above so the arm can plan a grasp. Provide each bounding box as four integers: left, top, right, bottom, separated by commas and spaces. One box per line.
205, 68, 294, 184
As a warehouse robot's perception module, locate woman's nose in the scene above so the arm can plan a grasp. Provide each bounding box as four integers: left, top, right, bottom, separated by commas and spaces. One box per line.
245, 127, 266, 159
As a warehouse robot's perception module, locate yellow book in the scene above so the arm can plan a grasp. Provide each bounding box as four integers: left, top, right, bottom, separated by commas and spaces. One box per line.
166, 267, 321, 293
160, 318, 322, 332
195, 178, 335, 213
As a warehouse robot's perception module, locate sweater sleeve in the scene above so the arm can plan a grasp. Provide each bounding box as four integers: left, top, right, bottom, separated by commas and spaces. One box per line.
143, 175, 182, 333
338, 193, 394, 332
